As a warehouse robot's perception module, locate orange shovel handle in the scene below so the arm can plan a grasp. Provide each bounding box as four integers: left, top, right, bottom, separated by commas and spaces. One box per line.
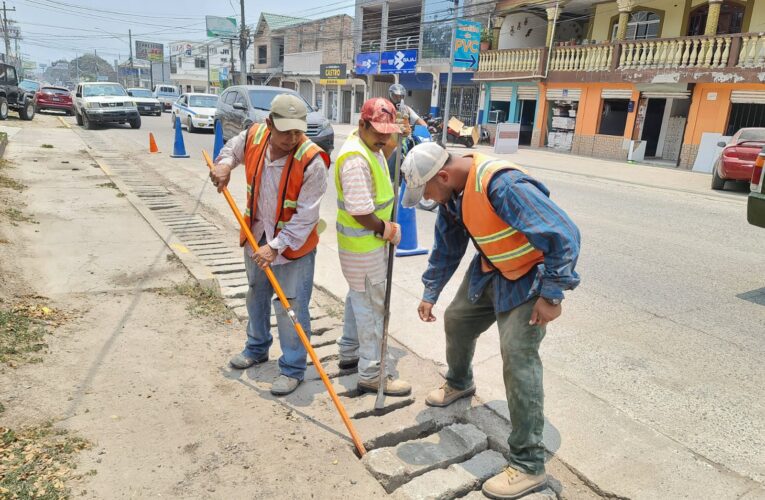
202, 150, 367, 457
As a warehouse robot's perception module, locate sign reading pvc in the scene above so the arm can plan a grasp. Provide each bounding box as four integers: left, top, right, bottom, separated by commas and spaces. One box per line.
320, 63, 347, 85
355, 52, 380, 75
454, 20, 481, 69
380, 50, 417, 74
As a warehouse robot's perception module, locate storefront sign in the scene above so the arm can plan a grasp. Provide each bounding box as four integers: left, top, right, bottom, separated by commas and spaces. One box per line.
320, 63, 347, 85
355, 53, 380, 75
380, 50, 417, 74
135, 41, 164, 62
454, 20, 481, 69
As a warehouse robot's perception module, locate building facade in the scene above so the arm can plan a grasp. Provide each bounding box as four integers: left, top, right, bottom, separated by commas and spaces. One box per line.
250, 13, 359, 123
474, 0, 765, 169
168, 39, 238, 94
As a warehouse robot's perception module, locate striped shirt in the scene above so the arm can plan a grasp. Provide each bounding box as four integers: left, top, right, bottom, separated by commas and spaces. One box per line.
216, 128, 328, 266
423, 169, 580, 313
338, 152, 388, 292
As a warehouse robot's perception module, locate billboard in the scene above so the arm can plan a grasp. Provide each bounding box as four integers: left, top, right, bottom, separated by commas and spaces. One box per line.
380, 50, 417, 74
355, 52, 379, 75
319, 64, 347, 85
206, 16, 237, 37
135, 41, 164, 62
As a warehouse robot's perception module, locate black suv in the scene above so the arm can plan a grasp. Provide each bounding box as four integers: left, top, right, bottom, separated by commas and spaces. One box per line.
0, 63, 35, 121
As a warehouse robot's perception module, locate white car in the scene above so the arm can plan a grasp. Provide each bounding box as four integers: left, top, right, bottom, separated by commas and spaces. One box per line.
126, 88, 161, 116
171, 93, 218, 133
73, 82, 140, 130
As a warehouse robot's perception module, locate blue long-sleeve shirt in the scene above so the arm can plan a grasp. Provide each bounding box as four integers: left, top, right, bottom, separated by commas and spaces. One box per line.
422, 169, 581, 313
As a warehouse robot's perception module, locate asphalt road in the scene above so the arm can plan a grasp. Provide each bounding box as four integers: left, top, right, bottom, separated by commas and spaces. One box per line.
61, 111, 765, 494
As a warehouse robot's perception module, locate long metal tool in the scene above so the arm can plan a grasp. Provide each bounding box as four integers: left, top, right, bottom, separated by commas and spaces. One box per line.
375, 129, 403, 410
202, 150, 367, 457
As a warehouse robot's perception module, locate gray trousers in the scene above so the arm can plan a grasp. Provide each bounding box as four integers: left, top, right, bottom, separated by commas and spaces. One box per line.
444, 270, 547, 475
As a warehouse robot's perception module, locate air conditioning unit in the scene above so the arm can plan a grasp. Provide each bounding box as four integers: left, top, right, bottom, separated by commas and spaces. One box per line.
249, 64, 256, 70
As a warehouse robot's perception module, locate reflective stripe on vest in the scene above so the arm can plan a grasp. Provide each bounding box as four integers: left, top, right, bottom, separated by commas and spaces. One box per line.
462, 153, 544, 281
335, 131, 394, 253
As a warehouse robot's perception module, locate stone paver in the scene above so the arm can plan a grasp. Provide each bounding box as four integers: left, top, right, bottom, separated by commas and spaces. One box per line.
393, 450, 506, 500
460, 488, 556, 500
362, 423, 488, 492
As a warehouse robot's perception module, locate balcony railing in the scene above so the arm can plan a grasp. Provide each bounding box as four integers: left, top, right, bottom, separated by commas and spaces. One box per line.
477, 32, 765, 74
479, 48, 542, 73
618, 34, 731, 69
550, 44, 613, 71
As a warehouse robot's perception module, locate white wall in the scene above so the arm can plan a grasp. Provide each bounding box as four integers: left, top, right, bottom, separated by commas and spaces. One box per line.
498, 13, 546, 50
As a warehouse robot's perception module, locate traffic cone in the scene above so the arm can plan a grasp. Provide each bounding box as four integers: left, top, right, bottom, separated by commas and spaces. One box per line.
213, 120, 225, 159
395, 182, 428, 257
170, 116, 189, 158
148, 132, 159, 153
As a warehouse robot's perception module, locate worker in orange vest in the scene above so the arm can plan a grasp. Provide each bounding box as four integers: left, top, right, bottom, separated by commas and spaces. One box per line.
401, 143, 581, 500
211, 94, 330, 396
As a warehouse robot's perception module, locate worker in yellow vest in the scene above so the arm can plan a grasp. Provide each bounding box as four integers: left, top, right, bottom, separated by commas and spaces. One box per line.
401, 143, 581, 500
210, 94, 330, 397
334, 98, 411, 396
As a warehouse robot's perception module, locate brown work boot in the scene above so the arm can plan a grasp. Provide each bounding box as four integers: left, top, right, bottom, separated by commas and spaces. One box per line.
481, 466, 547, 499
425, 382, 475, 407
358, 375, 412, 396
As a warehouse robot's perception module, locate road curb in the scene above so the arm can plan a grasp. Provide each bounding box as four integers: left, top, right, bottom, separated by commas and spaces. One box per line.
85, 152, 220, 293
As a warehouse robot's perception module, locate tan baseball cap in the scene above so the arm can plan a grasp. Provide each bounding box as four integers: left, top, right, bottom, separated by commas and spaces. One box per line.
270, 94, 308, 132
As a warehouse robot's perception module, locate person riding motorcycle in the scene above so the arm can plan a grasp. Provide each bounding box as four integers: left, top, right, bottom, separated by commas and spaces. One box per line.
388, 83, 427, 133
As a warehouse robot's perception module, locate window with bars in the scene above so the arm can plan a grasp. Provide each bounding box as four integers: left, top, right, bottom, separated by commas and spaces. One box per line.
195, 58, 206, 69
727, 103, 765, 136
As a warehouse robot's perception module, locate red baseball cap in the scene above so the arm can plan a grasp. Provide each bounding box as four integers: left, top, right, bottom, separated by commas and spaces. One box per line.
360, 98, 401, 134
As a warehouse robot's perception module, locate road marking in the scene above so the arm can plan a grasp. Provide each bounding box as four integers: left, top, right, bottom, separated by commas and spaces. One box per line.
170, 243, 189, 254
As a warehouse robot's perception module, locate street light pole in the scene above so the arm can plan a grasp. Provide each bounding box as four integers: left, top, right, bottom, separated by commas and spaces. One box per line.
441, 0, 459, 145
128, 29, 134, 87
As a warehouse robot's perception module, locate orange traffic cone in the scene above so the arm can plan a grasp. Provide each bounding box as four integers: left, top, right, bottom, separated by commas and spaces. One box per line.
149, 132, 159, 153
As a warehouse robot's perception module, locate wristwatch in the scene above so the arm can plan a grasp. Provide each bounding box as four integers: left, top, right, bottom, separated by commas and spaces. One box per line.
543, 297, 562, 306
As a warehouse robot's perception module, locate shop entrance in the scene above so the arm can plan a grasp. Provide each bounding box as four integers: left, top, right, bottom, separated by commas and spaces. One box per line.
517, 99, 536, 146
635, 96, 690, 163
642, 99, 666, 157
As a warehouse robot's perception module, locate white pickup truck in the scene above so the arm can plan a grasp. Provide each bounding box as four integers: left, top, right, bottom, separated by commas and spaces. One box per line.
73, 82, 140, 130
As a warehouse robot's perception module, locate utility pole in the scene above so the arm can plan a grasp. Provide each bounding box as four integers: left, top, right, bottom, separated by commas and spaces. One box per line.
128, 29, 134, 87
95, 49, 99, 80
206, 44, 211, 93
1, 2, 16, 64
229, 38, 235, 76
441, 0, 458, 145
75, 52, 80, 81
239, 0, 247, 85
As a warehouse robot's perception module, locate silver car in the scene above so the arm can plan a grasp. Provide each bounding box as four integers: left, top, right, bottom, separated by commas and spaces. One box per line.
214, 85, 334, 154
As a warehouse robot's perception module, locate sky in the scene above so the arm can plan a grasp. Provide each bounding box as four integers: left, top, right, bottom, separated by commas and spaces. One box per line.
9, 0, 355, 67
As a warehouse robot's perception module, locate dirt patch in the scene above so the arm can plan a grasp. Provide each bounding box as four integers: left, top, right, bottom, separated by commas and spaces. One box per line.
0, 421, 92, 499
158, 282, 234, 322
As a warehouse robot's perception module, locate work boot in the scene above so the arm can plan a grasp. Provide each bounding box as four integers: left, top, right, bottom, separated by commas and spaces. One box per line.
338, 357, 359, 370
425, 382, 476, 407
270, 375, 301, 396
481, 466, 547, 500
229, 352, 268, 370
358, 375, 411, 396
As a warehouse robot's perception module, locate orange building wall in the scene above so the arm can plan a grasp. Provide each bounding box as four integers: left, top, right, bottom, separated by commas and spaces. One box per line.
682, 84, 765, 145
534, 82, 639, 139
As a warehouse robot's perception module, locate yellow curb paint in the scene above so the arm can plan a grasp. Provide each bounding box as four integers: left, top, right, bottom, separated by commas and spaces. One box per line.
170, 243, 189, 254
57, 116, 70, 129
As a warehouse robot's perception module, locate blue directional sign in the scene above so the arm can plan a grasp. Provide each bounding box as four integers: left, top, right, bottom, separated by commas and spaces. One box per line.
355, 52, 380, 75
380, 49, 418, 74
454, 20, 481, 69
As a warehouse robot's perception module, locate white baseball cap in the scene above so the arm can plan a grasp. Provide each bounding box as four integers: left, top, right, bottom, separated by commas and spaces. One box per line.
401, 142, 449, 208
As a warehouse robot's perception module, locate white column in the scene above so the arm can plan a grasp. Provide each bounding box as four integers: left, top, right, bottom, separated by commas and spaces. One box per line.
350, 83, 357, 123
655, 98, 673, 158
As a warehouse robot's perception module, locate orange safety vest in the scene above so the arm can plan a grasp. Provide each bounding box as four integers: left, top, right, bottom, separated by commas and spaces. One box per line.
462, 154, 544, 280
240, 123, 330, 260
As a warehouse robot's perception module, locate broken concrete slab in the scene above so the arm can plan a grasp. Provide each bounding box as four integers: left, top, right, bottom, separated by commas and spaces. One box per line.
392, 450, 506, 500
362, 423, 488, 492
459, 488, 556, 500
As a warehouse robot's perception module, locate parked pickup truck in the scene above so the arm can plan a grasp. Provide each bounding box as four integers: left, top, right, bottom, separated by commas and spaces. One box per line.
0, 63, 36, 121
